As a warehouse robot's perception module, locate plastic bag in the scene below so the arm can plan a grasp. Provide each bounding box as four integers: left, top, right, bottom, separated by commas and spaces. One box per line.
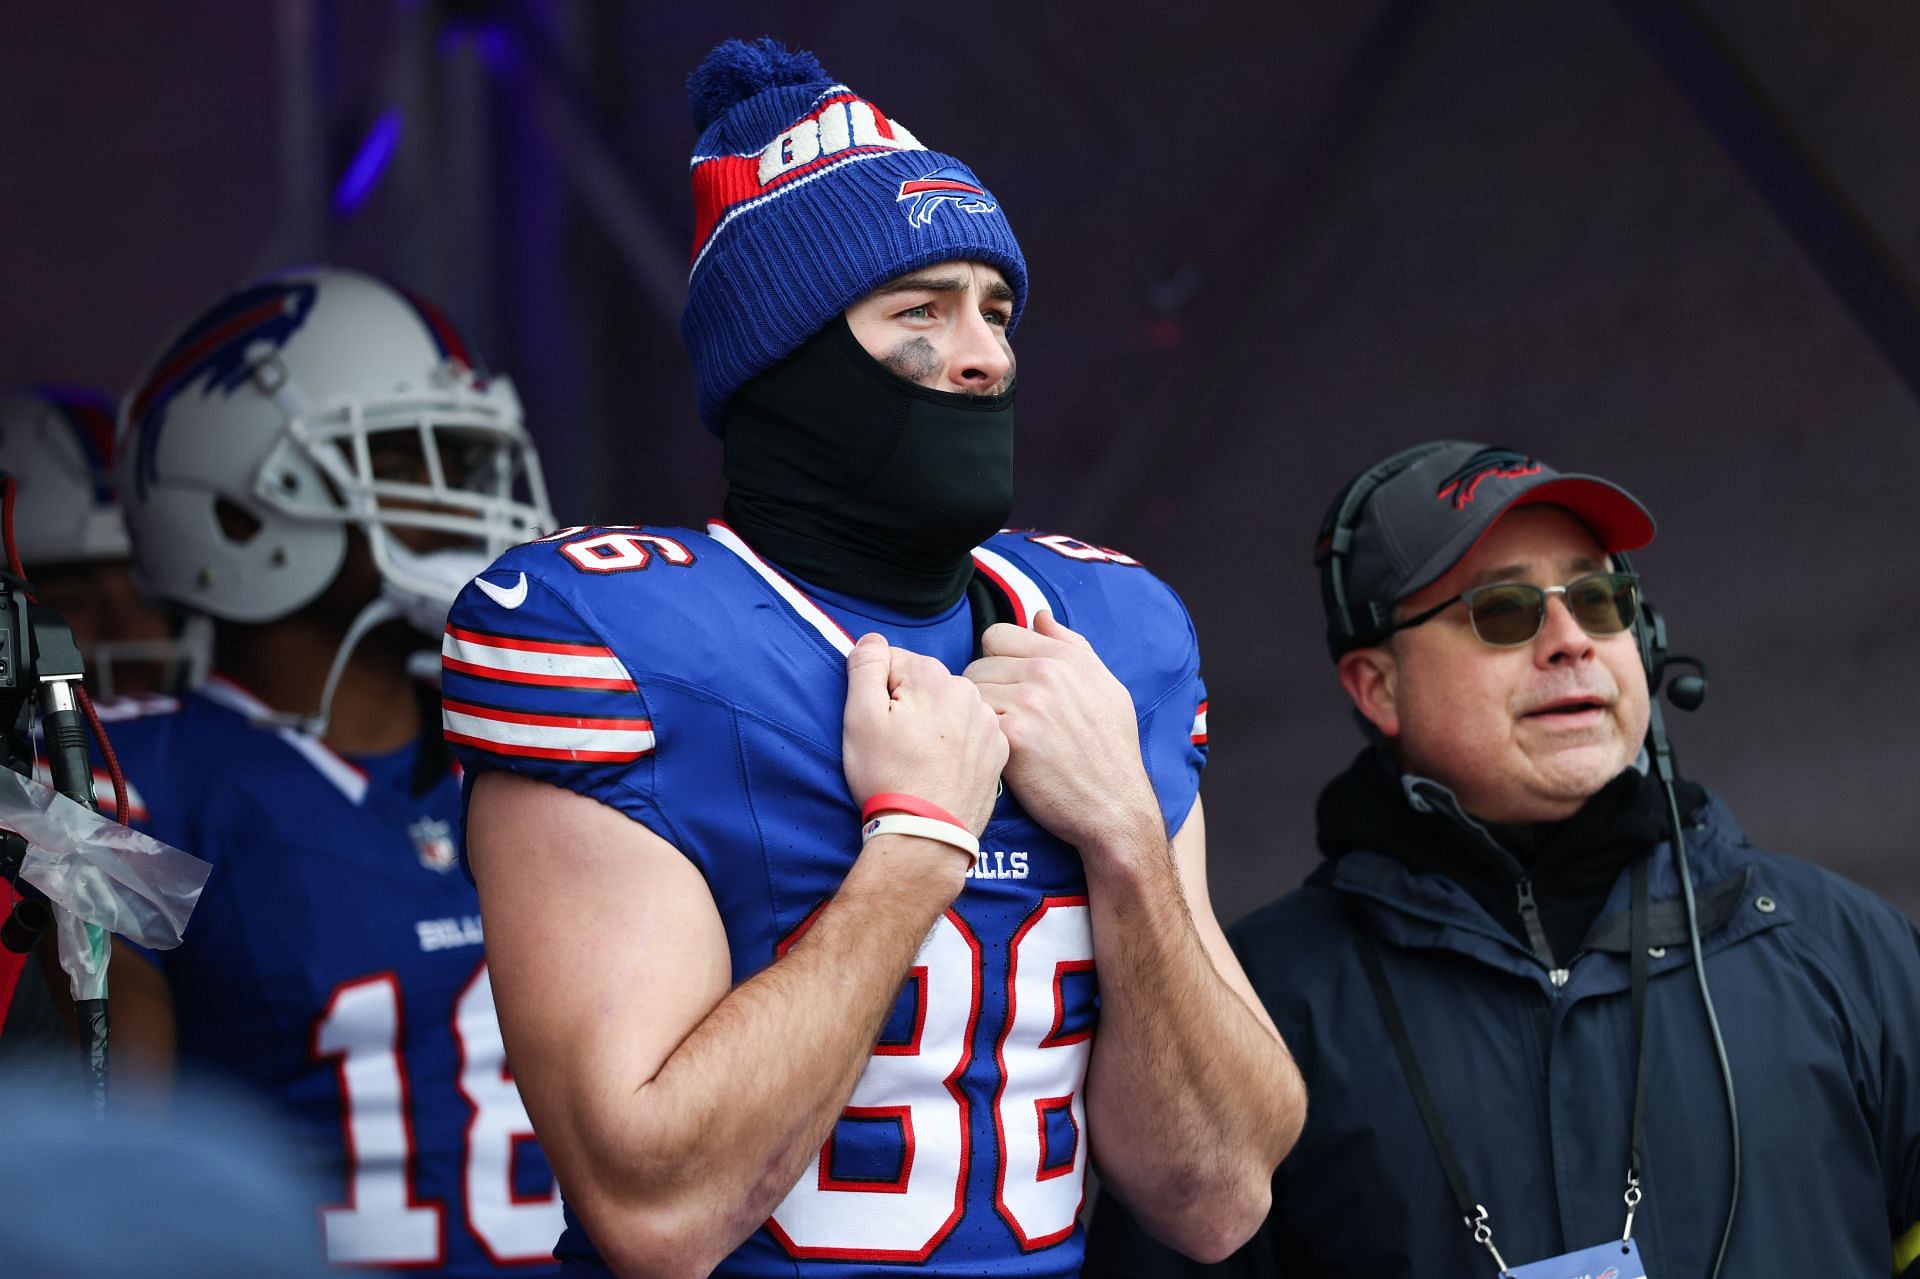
3, 768, 210, 952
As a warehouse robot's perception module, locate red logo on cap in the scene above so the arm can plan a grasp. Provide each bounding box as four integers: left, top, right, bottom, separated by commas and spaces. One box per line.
1435, 449, 1542, 510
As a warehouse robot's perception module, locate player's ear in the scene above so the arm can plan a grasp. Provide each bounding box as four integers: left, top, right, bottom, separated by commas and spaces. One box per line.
1338, 645, 1401, 739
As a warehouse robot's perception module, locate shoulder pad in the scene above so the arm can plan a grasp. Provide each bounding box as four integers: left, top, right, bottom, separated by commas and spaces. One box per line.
975, 529, 1199, 707
454, 524, 840, 681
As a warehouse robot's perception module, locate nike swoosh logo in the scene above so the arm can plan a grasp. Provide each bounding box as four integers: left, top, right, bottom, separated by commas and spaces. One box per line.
474, 572, 528, 610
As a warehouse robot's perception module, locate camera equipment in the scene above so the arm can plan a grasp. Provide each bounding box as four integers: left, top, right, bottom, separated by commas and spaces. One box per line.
0, 472, 120, 1114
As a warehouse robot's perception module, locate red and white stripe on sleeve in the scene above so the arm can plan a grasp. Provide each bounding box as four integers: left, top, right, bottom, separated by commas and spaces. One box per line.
442, 699, 655, 764
441, 625, 638, 692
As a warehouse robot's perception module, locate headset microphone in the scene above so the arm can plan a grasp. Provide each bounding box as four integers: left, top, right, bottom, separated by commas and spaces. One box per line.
1664, 659, 1708, 712
1634, 590, 1710, 714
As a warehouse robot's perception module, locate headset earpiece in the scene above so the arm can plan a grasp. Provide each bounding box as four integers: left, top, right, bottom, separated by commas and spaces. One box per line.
1315, 441, 1460, 657
1621, 549, 1709, 715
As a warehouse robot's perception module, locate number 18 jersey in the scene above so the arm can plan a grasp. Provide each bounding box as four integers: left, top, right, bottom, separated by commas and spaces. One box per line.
97, 681, 561, 1276
442, 522, 1209, 1277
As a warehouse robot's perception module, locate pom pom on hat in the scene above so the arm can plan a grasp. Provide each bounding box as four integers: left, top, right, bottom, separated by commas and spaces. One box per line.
687, 38, 828, 132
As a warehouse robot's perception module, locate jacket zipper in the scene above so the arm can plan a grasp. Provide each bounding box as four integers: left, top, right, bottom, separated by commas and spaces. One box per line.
1514, 877, 1568, 986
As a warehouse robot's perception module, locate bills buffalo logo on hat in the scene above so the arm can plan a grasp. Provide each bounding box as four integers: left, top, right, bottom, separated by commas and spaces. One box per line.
127, 279, 319, 498
1434, 447, 1542, 510
896, 166, 999, 227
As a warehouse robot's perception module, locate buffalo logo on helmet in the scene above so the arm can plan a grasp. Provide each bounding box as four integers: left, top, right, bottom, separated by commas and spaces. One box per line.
896, 165, 999, 228
127, 280, 319, 499
1434, 447, 1543, 510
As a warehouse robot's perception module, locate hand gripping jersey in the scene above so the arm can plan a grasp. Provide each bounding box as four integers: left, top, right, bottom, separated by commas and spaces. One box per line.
442, 522, 1208, 1278
98, 681, 561, 1276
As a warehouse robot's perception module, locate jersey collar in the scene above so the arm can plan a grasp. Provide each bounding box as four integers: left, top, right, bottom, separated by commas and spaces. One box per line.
199, 675, 371, 805
706, 521, 1051, 658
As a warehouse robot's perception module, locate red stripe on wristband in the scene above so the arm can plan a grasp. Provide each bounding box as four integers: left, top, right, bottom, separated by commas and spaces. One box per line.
860, 792, 967, 830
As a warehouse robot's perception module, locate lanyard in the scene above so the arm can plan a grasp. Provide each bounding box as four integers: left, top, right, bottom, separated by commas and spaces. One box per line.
1349, 855, 1651, 1275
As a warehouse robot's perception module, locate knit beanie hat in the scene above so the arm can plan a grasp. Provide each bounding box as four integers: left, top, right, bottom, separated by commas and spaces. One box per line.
680, 38, 1029, 430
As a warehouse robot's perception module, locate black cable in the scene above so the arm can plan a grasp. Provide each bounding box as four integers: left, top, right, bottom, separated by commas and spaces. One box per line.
1657, 763, 1740, 1279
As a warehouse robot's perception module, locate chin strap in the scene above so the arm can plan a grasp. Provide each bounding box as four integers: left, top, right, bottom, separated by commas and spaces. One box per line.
244, 596, 402, 738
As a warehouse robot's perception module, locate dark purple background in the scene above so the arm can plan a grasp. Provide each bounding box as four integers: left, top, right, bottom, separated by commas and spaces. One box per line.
6, 2, 1916, 921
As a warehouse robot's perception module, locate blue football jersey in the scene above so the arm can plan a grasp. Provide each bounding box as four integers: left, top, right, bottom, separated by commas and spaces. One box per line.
441, 522, 1209, 1277
97, 679, 561, 1276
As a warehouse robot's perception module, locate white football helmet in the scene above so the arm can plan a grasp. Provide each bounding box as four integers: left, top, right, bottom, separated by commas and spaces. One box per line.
118, 267, 552, 635
0, 386, 128, 566
0, 387, 211, 695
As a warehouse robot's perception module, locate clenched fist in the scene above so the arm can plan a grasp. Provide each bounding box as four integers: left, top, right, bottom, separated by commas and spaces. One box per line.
843, 633, 1008, 837
964, 611, 1165, 860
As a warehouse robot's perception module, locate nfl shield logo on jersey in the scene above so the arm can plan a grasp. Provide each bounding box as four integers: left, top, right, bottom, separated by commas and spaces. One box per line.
409, 817, 458, 873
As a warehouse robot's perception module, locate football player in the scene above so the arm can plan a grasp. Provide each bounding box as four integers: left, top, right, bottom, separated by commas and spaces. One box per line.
446, 39, 1306, 1277
0, 386, 205, 698
106, 267, 566, 1276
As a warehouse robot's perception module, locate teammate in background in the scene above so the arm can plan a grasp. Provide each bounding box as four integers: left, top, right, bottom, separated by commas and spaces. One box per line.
0, 386, 206, 697
0, 387, 205, 1071
1087, 442, 1920, 1277
104, 267, 566, 1276
447, 39, 1304, 1278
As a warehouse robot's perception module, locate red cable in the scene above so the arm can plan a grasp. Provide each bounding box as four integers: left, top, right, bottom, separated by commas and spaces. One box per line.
77, 687, 128, 827
2, 475, 22, 582
1, 478, 128, 825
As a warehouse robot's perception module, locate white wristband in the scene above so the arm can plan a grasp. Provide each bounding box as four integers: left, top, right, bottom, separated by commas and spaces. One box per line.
861, 813, 979, 860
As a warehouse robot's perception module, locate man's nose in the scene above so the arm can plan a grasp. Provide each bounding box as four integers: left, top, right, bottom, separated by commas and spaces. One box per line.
946, 311, 1013, 393
1534, 592, 1595, 666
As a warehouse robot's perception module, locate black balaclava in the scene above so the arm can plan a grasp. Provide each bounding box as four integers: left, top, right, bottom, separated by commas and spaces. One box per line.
720, 315, 1015, 616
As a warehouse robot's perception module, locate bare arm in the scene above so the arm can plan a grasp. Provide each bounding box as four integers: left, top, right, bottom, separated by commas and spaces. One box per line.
968, 614, 1304, 1263
471, 634, 1005, 1279
1079, 795, 1304, 1261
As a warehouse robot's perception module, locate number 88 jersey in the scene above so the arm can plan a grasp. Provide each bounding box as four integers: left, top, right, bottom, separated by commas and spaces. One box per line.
443, 523, 1210, 1277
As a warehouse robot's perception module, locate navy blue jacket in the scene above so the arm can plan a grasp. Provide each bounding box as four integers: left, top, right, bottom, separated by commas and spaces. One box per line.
1088, 788, 1920, 1277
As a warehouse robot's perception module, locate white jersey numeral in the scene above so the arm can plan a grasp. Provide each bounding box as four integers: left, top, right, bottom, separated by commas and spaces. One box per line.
558, 530, 695, 574
455, 967, 567, 1263
768, 912, 981, 1261
315, 974, 446, 1265
313, 965, 558, 1267
768, 899, 1096, 1260
1024, 533, 1140, 566
995, 897, 1093, 1246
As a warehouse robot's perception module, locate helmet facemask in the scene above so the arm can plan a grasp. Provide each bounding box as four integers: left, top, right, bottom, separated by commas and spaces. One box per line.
254, 359, 552, 636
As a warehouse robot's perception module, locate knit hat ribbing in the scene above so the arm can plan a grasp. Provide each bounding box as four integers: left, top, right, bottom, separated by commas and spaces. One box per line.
680, 38, 1028, 430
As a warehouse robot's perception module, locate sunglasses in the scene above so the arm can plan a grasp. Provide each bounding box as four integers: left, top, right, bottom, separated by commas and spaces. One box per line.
1387, 571, 1641, 648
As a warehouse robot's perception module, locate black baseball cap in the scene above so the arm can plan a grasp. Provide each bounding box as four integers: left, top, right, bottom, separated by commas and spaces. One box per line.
1315, 441, 1656, 659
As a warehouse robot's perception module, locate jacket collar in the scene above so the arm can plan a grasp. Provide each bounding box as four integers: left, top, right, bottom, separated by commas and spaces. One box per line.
1325, 789, 1791, 992
1317, 746, 1703, 965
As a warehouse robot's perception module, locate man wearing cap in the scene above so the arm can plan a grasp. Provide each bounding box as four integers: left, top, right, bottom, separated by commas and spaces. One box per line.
1087, 441, 1920, 1278
445, 37, 1302, 1279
